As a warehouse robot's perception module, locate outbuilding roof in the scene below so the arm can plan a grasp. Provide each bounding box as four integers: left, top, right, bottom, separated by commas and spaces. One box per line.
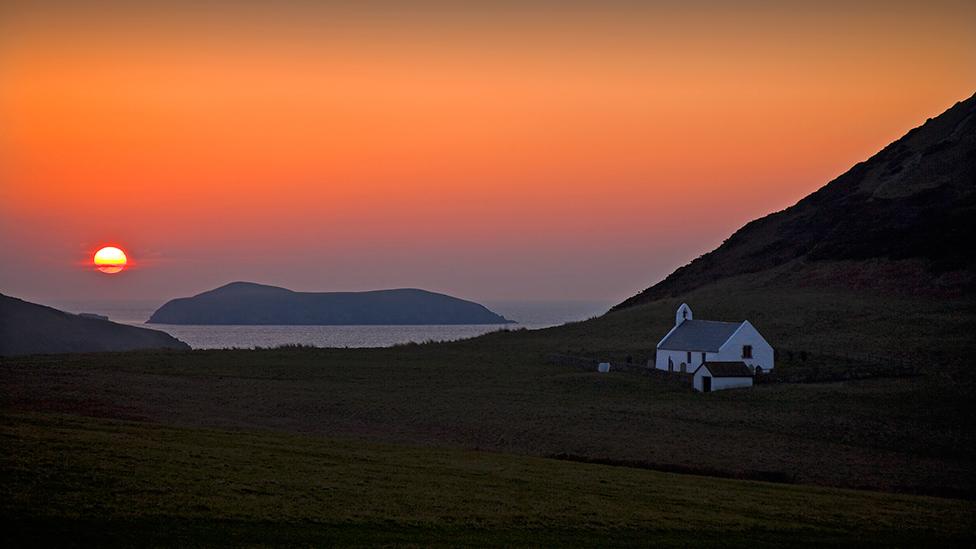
697, 361, 754, 378
657, 319, 743, 352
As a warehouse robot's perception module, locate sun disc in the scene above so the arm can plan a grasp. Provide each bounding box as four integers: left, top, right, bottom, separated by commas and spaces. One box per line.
94, 246, 128, 274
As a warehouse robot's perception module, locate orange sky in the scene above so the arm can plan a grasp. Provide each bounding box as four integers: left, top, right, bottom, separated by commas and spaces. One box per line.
1, 1, 974, 302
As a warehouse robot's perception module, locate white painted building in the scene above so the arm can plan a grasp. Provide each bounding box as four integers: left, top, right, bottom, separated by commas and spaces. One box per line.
653, 303, 774, 376
692, 362, 754, 392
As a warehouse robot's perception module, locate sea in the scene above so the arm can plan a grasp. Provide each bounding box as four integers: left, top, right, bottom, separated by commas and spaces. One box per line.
49, 299, 613, 350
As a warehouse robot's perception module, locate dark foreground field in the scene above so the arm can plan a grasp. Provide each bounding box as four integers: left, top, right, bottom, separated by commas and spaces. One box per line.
3, 412, 974, 547
3, 339, 974, 497
2, 284, 975, 545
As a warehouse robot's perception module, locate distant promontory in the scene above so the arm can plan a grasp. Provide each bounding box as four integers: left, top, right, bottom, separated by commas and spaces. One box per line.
0, 294, 189, 356
147, 282, 514, 325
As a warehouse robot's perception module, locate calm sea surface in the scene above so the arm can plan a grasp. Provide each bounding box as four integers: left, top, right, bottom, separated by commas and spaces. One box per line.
50, 299, 612, 350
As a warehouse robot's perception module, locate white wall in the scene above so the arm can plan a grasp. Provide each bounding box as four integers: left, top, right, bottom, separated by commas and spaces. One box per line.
715, 321, 774, 372
693, 367, 754, 392
655, 349, 716, 373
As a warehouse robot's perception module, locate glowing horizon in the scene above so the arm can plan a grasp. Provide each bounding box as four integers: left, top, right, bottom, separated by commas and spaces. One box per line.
2, 1, 974, 302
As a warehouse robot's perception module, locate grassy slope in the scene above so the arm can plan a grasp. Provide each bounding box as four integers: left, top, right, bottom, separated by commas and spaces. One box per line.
3, 313, 974, 498
3, 412, 973, 547
614, 93, 976, 309
498, 262, 976, 367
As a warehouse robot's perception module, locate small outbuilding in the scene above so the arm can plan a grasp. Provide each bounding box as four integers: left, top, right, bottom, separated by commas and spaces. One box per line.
692, 361, 754, 392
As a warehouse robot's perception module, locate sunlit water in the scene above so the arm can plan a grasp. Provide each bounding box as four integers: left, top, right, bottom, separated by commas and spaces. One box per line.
50, 299, 612, 349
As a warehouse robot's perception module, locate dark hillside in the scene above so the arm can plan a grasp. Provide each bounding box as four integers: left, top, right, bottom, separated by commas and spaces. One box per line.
0, 294, 189, 356
616, 93, 976, 309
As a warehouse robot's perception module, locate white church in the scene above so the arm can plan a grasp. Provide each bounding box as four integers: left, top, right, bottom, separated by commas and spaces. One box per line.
654, 304, 773, 392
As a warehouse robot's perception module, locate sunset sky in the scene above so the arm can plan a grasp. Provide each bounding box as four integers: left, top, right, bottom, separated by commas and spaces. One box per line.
2, 1, 974, 304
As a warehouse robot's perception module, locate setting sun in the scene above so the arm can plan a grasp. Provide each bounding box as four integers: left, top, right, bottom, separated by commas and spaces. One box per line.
93, 246, 127, 274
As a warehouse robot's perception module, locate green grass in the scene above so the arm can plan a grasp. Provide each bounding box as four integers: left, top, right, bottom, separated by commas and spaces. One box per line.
3, 340, 974, 497
491, 270, 976, 369
3, 279, 974, 544
2, 412, 973, 547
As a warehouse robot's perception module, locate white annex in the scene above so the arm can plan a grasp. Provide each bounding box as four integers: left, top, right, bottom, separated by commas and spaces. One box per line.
692, 362, 755, 392
653, 304, 773, 391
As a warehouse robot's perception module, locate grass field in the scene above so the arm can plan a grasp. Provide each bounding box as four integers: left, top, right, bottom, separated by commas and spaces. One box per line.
3, 412, 974, 547
3, 280, 974, 544
3, 339, 974, 497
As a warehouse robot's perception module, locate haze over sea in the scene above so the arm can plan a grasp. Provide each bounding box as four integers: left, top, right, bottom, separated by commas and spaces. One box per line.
49, 299, 611, 349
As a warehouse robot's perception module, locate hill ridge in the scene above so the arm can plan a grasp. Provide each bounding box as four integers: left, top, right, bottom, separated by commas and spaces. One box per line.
615, 92, 976, 310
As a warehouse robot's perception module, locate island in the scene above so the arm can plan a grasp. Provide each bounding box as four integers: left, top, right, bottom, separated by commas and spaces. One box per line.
147, 282, 514, 325
0, 293, 190, 356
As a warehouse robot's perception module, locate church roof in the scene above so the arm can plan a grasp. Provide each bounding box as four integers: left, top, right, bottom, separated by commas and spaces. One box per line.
697, 361, 754, 378
658, 319, 743, 352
